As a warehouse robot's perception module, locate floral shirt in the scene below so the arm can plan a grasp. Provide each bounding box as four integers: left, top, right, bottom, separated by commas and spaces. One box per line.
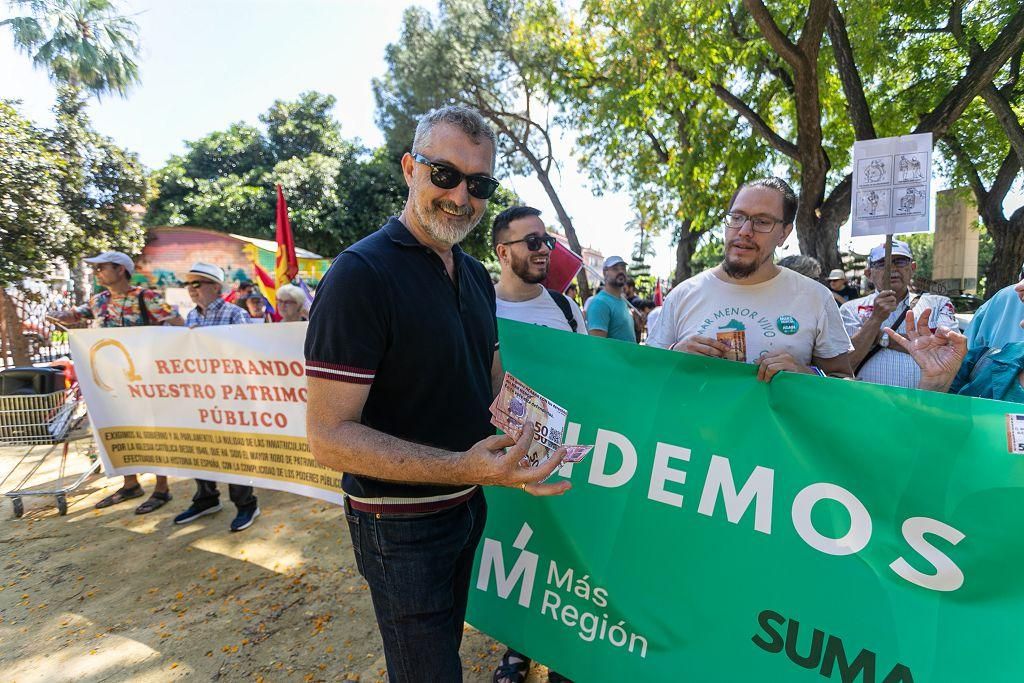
73, 287, 177, 328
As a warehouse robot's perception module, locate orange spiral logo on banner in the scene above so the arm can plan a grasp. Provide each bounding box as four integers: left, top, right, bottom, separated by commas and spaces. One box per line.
89, 339, 142, 391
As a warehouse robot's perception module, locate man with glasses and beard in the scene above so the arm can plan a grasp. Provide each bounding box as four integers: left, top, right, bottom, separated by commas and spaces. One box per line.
304, 106, 570, 682
647, 177, 853, 381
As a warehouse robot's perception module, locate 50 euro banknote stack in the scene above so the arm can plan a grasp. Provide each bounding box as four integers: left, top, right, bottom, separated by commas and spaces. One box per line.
489, 372, 593, 468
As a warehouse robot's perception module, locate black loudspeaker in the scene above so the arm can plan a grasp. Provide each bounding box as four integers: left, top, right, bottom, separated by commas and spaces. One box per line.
0, 367, 66, 396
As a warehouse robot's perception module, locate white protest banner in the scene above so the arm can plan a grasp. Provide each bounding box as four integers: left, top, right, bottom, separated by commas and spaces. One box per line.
68, 323, 342, 504
850, 132, 933, 237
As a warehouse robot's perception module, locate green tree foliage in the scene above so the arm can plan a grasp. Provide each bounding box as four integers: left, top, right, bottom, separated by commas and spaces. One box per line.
147, 92, 411, 259
549, 1, 771, 284
0, 100, 78, 286
373, 0, 594, 294
551, 0, 1023, 284
3, 0, 147, 302
51, 86, 147, 256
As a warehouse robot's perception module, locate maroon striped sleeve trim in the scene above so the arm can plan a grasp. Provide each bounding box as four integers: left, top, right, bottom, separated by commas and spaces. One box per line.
305, 360, 375, 384
305, 369, 373, 384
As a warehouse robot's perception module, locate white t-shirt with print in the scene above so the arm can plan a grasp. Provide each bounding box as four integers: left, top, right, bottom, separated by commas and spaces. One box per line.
839, 291, 957, 388
495, 288, 588, 334
646, 267, 853, 366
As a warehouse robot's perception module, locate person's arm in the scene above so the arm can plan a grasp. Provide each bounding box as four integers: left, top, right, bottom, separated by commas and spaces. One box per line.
812, 352, 854, 379
491, 348, 503, 398
844, 292, 898, 368
884, 308, 967, 392
568, 299, 588, 334
754, 350, 853, 382
587, 299, 610, 337
305, 377, 569, 495
143, 290, 185, 326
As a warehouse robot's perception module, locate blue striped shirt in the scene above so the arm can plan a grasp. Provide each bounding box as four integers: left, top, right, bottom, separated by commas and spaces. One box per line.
186, 297, 250, 327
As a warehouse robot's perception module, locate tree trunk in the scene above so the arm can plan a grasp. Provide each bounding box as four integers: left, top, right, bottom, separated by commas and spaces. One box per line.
804, 213, 844, 274
526, 162, 592, 300
982, 212, 1024, 298
481, 112, 593, 301
0, 289, 32, 367
673, 219, 700, 285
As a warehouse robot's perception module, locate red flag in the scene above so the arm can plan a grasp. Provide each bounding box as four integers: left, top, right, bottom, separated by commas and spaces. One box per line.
654, 279, 664, 307
275, 184, 298, 288
542, 241, 584, 293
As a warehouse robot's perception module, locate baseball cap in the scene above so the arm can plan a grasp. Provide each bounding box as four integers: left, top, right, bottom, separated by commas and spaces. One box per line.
603, 255, 627, 270
869, 240, 913, 264
185, 262, 225, 284
826, 269, 846, 280
83, 251, 135, 275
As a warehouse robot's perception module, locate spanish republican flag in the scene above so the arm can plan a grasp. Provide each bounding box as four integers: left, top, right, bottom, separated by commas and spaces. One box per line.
275, 184, 298, 288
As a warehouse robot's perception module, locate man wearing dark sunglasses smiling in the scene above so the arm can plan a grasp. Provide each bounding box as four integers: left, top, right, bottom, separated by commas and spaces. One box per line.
305, 106, 572, 682
493, 207, 586, 338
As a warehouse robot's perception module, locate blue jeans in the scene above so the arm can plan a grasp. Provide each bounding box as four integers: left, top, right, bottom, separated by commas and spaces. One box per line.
345, 489, 487, 682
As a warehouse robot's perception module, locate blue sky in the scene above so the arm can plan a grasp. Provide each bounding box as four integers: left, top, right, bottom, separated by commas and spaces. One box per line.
2, 1, 1019, 278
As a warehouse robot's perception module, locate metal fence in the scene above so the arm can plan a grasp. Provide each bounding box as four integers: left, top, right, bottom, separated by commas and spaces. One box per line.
1, 287, 82, 369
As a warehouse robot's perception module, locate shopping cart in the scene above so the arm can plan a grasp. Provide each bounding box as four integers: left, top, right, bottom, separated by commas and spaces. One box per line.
0, 363, 100, 518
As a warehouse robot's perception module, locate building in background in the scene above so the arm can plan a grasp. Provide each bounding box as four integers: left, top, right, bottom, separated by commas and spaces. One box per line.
136, 227, 330, 290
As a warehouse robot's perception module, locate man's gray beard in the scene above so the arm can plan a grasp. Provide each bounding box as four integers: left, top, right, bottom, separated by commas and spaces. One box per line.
415, 202, 477, 248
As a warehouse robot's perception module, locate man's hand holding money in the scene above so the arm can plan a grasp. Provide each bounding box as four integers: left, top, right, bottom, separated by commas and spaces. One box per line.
463, 423, 572, 496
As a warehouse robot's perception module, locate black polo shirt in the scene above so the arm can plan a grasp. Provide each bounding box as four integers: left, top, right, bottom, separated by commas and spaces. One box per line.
304, 217, 498, 500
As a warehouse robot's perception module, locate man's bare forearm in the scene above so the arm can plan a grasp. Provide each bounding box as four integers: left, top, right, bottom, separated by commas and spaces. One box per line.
309, 420, 476, 487
847, 318, 884, 367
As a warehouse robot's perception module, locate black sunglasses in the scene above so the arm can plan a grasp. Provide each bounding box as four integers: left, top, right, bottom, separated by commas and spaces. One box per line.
500, 233, 557, 252
183, 281, 214, 289
412, 153, 499, 199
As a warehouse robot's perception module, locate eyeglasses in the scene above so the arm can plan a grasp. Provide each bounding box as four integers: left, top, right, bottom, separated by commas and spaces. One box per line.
870, 256, 913, 268
499, 233, 557, 252
412, 153, 499, 199
183, 281, 212, 289
722, 212, 783, 233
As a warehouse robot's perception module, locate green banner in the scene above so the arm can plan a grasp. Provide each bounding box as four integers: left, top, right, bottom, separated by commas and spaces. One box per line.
468, 320, 1024, 682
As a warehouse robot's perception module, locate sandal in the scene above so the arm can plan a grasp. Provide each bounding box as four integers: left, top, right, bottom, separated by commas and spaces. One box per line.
135, 491, 173, 515
494, 648, 531, 683
95, 484, 144, 509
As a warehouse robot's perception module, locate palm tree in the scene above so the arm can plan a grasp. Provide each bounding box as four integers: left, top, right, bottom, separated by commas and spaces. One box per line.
2, 0, 141, 98
2, 0, 144, 305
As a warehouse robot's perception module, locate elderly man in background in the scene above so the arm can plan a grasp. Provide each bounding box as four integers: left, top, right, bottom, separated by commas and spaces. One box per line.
173, 262, 261, 532
839, 240, 957, 388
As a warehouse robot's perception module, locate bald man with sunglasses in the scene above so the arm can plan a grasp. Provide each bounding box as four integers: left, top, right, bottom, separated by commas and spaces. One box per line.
305, 106, 570, 682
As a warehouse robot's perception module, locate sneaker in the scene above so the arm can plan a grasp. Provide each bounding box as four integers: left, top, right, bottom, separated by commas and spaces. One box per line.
173, 503, 222, 525
230, 506, 260, 532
